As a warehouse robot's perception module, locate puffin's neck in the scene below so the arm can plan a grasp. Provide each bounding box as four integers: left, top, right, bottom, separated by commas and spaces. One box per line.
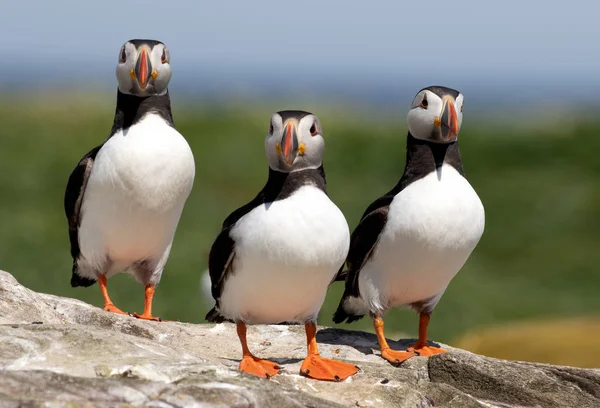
388, 133, 464, 193
263, 166, 327, 202
404, 133, 463, 173
109, 90, 174, 136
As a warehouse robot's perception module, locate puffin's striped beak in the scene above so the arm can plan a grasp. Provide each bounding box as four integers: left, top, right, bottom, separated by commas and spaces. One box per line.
441, 98, 459, 141
134, 48, 152, 90
281, 120, 299, 166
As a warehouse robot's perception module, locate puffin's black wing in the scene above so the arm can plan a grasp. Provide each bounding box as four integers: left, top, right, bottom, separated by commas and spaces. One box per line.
204, 228, 236, 323
333, 195, 394, 283
64, 144, 103, 287
204, 189, 267, 323
207, 228, 236, 301
332, 198, 392, 324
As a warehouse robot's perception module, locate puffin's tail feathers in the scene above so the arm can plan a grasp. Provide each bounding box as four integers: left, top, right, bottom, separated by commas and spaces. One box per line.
332, 292, 367, 324
205, 306, 233, 323
70, 263, 96, 288
70, 272, 96, 288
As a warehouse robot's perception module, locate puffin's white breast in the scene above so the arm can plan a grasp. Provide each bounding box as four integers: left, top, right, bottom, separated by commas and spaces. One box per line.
79, 114, 195, 266
359, 164, 484, 313
220, 184, 350, 324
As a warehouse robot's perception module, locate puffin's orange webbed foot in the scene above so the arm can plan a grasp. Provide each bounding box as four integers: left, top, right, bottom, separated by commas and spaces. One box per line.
132, 312, 162, 322
406, 314, 446, 357
98, 275, 127, 315
301, 322, 359, 381
103, 303, 128, 315
373, 316, 417, 365
380, 348, 418, 366
236, 322, 281, 379
131, 285, 162, 321
300, 355, 359, 382
408, 345, 447, 357
239, 355, 281, 379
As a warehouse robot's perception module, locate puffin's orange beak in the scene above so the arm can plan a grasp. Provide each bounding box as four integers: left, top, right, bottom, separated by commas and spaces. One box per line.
281, 121, 298, 166
134, 48, 152, 90
441, 98, 459, 141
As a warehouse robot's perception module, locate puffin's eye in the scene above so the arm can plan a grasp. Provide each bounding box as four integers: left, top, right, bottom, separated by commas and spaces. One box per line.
268, 122, 274, 134
310, 123, 318, 136
420, 96, 428, 109
461, 104, 463, 113
161, 49, 167, 64
120, 47, 127, 62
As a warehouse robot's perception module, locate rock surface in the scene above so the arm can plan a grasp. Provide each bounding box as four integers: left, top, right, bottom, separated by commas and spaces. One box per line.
1, 270, 600, 408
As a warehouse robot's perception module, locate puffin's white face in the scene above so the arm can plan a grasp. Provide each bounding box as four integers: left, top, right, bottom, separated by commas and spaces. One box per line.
265, 111, 325, 173
115, 39, 172, 96
407, 87, 464, 143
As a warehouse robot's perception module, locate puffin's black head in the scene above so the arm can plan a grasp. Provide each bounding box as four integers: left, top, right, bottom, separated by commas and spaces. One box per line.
407, 86, 464, 143
115, 39, 172, 96
265, 110, 325, 173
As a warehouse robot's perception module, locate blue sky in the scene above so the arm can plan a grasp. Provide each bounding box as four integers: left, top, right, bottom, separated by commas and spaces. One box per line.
1, 1, 598, 106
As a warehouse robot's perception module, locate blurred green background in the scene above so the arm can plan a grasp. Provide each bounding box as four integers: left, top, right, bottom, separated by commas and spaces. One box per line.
1, 94, 599, 367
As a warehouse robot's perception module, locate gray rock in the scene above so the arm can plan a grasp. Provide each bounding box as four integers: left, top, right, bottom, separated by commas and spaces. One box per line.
1, 270, 599, 407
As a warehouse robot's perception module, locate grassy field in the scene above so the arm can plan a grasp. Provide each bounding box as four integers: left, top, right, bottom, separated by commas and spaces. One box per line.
1, 94, 599, 365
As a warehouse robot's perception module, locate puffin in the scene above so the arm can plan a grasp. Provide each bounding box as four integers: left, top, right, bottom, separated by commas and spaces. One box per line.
206, 110, 359, 381
64, 39, 195, 321
333, 86, 485, 364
